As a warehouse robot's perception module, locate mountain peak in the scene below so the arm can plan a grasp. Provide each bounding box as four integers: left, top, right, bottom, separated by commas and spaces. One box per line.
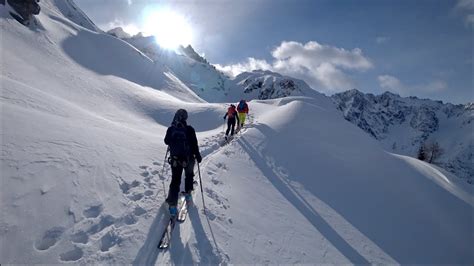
107, 27, 131, 39
178, 44, 208, 64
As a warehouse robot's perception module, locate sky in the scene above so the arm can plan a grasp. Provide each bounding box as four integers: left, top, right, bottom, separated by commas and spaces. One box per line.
74, 0, 473, 104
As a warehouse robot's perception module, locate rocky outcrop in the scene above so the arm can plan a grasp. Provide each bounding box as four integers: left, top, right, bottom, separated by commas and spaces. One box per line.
332, 89, 473, 183
232, 70, 316, 100
7, 0, 40, 25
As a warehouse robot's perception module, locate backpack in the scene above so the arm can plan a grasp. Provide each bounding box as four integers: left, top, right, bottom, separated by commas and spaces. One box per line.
227, 107, 236, 119
168, 123, 190, 159
238, 101, 246, 112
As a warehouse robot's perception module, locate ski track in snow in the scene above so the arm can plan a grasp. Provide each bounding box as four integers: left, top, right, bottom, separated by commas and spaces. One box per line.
21, 113, 248, 264
148, 114, 255, 264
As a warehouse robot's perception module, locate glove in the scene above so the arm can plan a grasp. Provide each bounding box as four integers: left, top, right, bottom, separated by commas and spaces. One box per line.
223, 116, 226, 120
195, 154, 202, 163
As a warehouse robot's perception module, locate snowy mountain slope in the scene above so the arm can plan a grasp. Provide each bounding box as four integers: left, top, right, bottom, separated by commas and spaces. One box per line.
226, 69, 325, 101
1, 1, 224, 264
107, 29, 325, 103
332, 89, 473, 183
106, 30, 228, 102
157, 97, 472, 264
40, 0, 100, 32
1, 0, 472, 264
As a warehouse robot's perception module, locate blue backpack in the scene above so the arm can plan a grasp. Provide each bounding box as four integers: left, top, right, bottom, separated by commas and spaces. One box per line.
238, 101, 246, 111
169, 124, 190, 158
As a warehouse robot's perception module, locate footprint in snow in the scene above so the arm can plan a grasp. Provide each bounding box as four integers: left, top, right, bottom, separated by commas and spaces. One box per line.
128, 193, 143, 201
70, 231, 88, 244
133, 206, 147, 216
207, 170, 216, 176
34, 226, 65, 251
100, 230, 122, 252
215, 162, 228, 171
211, 177, 222, 185
223, 150, 235, 157
120, 180, 140, 194
59, 246, 83, 262
83, 204, 103, 218
139, 165, 148, 170
87, 215, 115, 235
122, 214, 138, 225
206, 211, 217, 221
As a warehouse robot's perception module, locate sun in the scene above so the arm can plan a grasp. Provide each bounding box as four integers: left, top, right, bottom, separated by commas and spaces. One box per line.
143, 8, 193, 50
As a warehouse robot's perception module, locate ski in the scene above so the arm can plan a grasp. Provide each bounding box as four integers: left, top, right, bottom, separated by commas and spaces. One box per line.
157, 194, 186, 249
177, 199, 188, 222
220, 135, 234, 146
177, 190, 195, 222
157, 217, 176, 249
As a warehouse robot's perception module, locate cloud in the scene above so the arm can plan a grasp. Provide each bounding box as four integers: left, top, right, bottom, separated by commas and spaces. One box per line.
216, 41, 373, 92
375, 36, 390, 44
455, 0, 474, 26
466, 14, 474, 25
378, 75, 404, 93
377, 75, 447, 96
456, 0, 474, 10
415, 80, 448, 93
99, 19, 140, 35
215, 58, 272, 77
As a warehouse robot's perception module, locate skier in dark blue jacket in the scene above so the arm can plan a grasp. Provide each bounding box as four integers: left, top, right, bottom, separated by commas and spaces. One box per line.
164, 109, 202, 216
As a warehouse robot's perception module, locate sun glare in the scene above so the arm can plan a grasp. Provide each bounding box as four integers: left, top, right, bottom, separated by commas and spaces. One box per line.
143, 8, 193, 50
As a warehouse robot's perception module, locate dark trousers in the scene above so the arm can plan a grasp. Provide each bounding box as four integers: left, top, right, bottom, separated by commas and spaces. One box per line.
166, 158, 195, 206
226, 118, 236, 136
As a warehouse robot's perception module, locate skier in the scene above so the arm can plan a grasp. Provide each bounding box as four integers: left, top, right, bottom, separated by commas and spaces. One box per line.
223, 104, 240, 139
236, 99, 249, 128
164, 109, 202, 216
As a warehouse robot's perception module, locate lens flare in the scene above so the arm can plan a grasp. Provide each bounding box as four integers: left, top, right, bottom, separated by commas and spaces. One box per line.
142, 8, 193, 50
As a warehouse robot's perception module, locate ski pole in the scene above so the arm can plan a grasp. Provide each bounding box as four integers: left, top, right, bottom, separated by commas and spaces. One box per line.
159, 146, 170, 199
197, 162, 206, 213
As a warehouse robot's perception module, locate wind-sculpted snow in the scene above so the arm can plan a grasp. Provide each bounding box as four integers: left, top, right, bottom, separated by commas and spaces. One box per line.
204, 99, 472, 264
40, 0, 100, 32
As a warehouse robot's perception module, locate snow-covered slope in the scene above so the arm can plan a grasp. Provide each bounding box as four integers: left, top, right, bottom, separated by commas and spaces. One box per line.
1, 1, 221, 263
188, 97, 473, 264
227, 70, 324, 100
41, 0, 101, 32
106, 29, 228, 102
1, 1, 472, 264
332, 89, 474, 183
